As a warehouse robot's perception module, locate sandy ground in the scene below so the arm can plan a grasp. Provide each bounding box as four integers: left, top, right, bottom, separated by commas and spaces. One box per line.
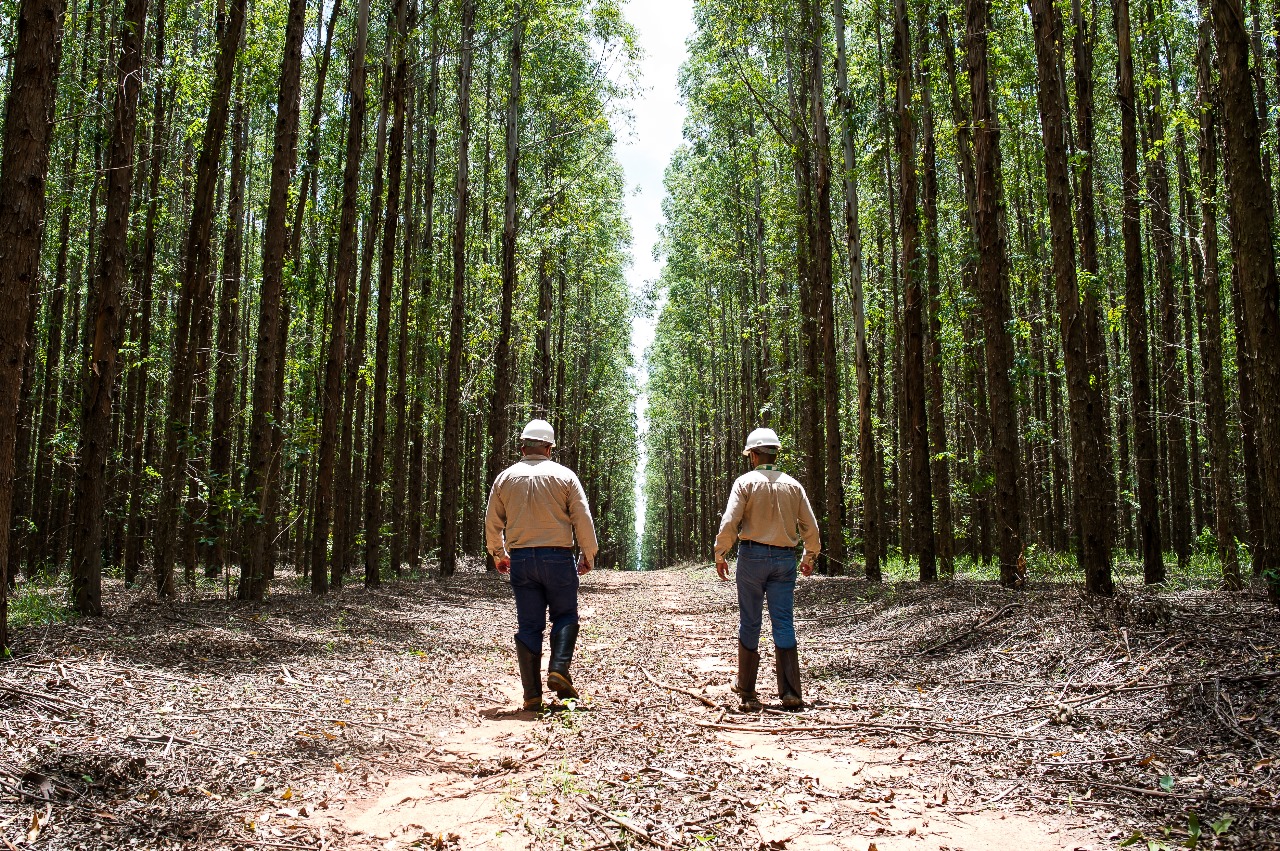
1, 564, 1277, 849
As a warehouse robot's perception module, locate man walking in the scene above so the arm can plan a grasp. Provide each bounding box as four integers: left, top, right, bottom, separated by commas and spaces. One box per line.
486, 419, 597, 711
714, 427, 820, 711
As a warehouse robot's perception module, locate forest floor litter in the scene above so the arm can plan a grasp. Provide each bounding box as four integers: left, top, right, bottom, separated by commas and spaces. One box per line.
1, 564, 1278, 849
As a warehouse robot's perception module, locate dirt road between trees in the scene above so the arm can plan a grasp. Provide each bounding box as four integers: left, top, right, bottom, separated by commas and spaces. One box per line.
2, 565, 1278, 849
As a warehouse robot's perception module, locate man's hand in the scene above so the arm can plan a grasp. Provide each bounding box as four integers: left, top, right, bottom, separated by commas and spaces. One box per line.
715, 559, 730, 581
495, 556, 511, 575
799, 553, 816, 578
577, 555, 593, 576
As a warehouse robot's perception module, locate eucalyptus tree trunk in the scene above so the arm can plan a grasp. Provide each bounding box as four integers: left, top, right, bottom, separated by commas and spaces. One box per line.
1072, 0, 1116, 550
390, 7, 418, 578
1194, 9, 1241, 589
0, 0, 67, 645
834, 0, 879, 580
408, 0, 443, 568
439, 0, 477, 577
1029, 0, 1113, 594
1140, 1, 1191, 570
240, 0, 309, 599
366, 0, 409, 588
1210, 0, 1280, 598
486, 4, 524, 562
1114, 0, 1164, 583
70, 0, 149, 615
312, 0, 370, 593
895, 0, 936, 581
153, 0, 247, 594
808, 0, 845, 575
917, 11, 954, 577
965, 0, 1024, 585
211, 97, 247, 576
123, 43, 167, 585
335, 60, 392, 585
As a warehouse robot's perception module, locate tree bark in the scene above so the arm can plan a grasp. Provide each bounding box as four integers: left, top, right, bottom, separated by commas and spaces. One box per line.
70, 0, 149, 615
965, 0, 1024, 585
1139, 1, 1191, 569
240, 0, 308, 599
408, 0, 442, 570
439, 0, 476, 577
895, 0, 936, 581
311, 0, 370, 593
1114, 0, 1164, 583
154, 0, 247, 595
366, 0, 409, 588
486, 4, 524, 561
835, 0, 879, 580
1194, 9, 1242, 589
1211, 0, 1280, 600
1029, 0, 1113, 593
0, 0, 67, 646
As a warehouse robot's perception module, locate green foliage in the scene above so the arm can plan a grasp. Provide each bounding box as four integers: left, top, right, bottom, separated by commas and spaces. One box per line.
6, 577, 72, 631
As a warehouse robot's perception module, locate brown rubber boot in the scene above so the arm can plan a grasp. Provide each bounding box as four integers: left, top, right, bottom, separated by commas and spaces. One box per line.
516, 640, 543, 711
732, 642, 762, 712
776, 646, 803, 709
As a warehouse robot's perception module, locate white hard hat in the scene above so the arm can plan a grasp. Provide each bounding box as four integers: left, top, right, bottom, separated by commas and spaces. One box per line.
742, 427, 781, 456
521, 419, 556, 446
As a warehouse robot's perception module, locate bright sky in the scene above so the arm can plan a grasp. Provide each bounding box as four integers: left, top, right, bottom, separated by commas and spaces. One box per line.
616, 0, 694, 563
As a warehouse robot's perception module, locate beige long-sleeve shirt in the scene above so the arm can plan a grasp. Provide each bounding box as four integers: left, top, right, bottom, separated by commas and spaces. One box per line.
485, 454, 599, 564
714, 466, 821, 561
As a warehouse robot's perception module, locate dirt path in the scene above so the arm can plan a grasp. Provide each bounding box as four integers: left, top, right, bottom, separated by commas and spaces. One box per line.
3, 565, 1277, 849
325, 570, 1100, 850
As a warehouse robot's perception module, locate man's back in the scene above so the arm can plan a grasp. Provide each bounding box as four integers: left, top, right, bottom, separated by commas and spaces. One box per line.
714, 467, 820, 557
486, 456, 597, 557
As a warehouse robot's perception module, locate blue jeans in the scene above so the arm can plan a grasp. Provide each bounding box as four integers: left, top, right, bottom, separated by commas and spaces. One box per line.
510, 547, 579, 654
736, 541, 798, 651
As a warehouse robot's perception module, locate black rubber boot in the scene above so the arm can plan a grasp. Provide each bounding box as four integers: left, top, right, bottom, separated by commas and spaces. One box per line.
547, 624, 580, 700
732, 641, 762, 712
516, 640, 543, 711
776, 646, 804, 709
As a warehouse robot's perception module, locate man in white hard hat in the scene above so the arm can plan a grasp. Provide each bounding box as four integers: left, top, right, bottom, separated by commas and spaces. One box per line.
485, 419, 597, 711
714, 427, 820, 711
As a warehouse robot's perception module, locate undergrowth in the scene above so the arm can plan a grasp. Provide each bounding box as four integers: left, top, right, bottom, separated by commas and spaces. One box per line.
6, 574, 72, 630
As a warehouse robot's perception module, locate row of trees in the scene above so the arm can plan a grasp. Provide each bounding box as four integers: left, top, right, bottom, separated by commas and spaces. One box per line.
0, 0, 642, 652
641, 0, 1280, 603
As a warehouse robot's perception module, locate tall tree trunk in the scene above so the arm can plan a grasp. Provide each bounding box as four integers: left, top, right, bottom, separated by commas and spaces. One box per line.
240, 0, 308, 599
1115, 0, 1164, 583
366, 0, 409, 589
154, 0, 247, 595
965, 0, 1024, 585
1030, 0, 1114, 593
439, 0, 476, 577
486, 4, 523, 564
1072, 0, 1117, 556
808, 0, 845, 575
408, 0, 442, 570
1195, 9, 1242, 589
1211, 0, 1280, 599
918, 9, 954, 577
1140, 1, 1192, 569
0, 0, 67, 646
895, 0, 936, 581
312, 0, 369, 593
211, 95, 247, 577
835, 0, 879, 580
70, 0, 148, 615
